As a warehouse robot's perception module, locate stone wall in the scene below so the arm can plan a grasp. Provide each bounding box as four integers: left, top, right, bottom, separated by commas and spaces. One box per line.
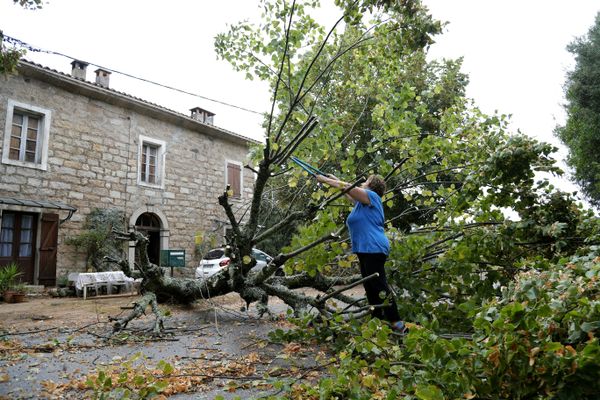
0, 66, 256, 280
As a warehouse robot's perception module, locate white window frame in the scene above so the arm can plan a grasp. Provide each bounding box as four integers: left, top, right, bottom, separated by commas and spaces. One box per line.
2, 99, 51, 171
225, 159, 243, 200
137, 135, 166, 189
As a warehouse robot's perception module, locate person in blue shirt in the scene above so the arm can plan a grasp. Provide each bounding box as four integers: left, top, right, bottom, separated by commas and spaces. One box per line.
316, 173, 407, 333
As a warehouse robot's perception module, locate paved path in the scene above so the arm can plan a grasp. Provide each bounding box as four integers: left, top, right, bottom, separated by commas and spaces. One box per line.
0, 292, 335, 399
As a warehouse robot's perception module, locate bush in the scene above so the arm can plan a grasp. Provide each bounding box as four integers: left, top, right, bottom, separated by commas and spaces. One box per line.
277, 248, 600, 399
0, 262, 22, 293
66, 208, 126, 271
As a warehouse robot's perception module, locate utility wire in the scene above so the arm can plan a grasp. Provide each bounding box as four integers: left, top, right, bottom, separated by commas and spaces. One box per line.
2, 33, 264, 115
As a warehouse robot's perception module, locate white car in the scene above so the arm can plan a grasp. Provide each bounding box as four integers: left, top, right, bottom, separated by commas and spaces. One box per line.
195, 248, 278, 279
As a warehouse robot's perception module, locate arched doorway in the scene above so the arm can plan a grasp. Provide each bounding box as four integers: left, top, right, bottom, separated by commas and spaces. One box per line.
135, 213, 161, 266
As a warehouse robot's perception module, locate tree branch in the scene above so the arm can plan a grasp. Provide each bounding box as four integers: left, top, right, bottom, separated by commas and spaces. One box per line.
218, 186, 242, 240
267, 0, 297, 140
316, 272, 379, 305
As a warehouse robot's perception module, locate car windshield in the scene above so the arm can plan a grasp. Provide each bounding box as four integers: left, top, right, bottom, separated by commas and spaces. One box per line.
204, 249, 225, 260
252, 249, 266, 261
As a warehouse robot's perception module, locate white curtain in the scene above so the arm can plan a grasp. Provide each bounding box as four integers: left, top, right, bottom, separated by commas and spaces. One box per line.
0, 214, 15, 257
19, 215, 33, 257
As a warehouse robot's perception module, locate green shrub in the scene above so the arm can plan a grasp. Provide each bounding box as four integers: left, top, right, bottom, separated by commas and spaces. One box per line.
0, 262, 22, 293
66, 208, 126, 271
275, 248, 600, 399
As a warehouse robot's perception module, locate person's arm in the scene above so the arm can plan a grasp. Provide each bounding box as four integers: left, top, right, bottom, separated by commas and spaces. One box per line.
315, 174, 371, 205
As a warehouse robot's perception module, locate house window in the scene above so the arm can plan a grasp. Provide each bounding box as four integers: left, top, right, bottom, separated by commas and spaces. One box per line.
226, 161, 242, 199
138, 135, 166, 188
142, 143, 158, 184
2, 99, 51, 170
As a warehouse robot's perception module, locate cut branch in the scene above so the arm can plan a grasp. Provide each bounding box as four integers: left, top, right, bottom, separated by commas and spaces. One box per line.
110, 292, 164, 334
316, 272, 379, 305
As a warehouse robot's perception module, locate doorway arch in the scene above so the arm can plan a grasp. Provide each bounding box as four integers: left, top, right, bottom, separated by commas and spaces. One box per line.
128, 207, 169, 269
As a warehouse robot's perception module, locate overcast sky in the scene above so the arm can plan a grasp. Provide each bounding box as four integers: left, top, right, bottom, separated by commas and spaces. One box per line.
1, 0, 599, 197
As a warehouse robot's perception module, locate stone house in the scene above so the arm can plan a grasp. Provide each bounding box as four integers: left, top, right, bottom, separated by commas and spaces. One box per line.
0, 59, 258, 285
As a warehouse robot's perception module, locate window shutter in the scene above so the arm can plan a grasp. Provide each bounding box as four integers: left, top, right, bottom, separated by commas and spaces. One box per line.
227, 163, 242, 198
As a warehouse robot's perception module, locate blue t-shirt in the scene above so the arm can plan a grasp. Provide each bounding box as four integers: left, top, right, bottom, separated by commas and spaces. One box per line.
346, 190, 390, 255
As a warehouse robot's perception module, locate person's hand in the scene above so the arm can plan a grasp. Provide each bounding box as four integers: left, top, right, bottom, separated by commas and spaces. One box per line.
315, 174, 327, 183
326, 173, 338, 180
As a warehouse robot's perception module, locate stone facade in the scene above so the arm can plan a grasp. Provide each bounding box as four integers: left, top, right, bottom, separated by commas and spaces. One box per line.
0, 60, 257, 283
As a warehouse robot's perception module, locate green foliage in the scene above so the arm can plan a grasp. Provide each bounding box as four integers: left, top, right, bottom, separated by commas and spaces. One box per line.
0, 262, 22, 293
193, 231, 218, 258
66, 208, 126, 271
271, 249, 600, 399
0, 31, 25, 75
84, 353, 172, 399
555, 12, 600, 206
1, 2, 43, 74
216, 0, 600, 398
463, 251, 600, 399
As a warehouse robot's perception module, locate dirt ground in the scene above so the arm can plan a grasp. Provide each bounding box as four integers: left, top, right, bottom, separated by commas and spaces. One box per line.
0, 290, 341, 399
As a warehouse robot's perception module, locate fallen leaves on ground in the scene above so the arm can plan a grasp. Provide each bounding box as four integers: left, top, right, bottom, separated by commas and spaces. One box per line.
283, 342, 302, 355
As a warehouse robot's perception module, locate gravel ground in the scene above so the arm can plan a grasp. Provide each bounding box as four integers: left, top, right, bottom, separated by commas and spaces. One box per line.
0, 290, 342, 399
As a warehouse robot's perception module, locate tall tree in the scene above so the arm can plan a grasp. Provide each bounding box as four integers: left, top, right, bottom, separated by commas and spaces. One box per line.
556, 12, 600, 206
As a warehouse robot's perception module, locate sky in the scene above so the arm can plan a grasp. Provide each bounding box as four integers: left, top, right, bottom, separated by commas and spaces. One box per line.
1, 0, 599, 198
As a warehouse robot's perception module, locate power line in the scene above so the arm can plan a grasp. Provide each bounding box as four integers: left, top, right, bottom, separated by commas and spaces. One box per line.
2, 34, 265, 116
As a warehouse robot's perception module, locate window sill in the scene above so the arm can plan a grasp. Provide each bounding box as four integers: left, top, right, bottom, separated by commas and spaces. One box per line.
137, 181, 164, 190
1, 158, 47, 171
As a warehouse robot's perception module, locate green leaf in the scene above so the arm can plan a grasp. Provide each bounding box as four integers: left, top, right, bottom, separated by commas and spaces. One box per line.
134, 375, 146, 386
103, 377, 112, 389
415, 384, 445, 400
544, 342, 563, 352
162, 361, 174, 375
153, 380, 169, 392
581, 321, 600, 332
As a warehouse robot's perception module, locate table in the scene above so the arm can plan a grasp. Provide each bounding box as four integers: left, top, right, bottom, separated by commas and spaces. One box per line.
71, 271, 135, 300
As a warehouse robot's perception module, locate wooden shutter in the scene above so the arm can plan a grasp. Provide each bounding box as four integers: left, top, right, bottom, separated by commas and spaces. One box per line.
227, 163, 241, 198
39, 213, 58, 286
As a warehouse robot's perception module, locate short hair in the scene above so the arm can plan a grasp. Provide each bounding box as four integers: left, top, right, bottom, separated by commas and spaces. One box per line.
367, 174, 386, 197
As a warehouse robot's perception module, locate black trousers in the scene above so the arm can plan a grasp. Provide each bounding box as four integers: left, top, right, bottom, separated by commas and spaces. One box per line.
357, 252, 400, 322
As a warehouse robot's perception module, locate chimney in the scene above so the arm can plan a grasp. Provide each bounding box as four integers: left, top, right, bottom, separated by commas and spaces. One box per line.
94, 68, 111, 88
70, 60, 89, 80
190, 107, 215, 125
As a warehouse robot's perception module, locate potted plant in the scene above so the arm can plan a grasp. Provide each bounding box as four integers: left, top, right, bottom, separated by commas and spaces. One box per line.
6, 283, 27, 303
0, 263, 23, 303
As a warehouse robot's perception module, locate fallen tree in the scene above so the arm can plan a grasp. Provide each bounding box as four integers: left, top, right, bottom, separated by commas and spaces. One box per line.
77, 2, 600, 398
106, 0, 598, 340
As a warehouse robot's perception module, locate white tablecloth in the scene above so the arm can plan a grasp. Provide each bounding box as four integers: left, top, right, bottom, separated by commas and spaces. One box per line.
73, 271, 134, 290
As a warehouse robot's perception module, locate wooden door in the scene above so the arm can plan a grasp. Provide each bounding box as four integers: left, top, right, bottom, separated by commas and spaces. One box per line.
39, 213, 58, 286
0, 212, 37, 283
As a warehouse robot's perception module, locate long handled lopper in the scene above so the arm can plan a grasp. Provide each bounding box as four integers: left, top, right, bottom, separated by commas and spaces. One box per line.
290, 156, 326, 177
